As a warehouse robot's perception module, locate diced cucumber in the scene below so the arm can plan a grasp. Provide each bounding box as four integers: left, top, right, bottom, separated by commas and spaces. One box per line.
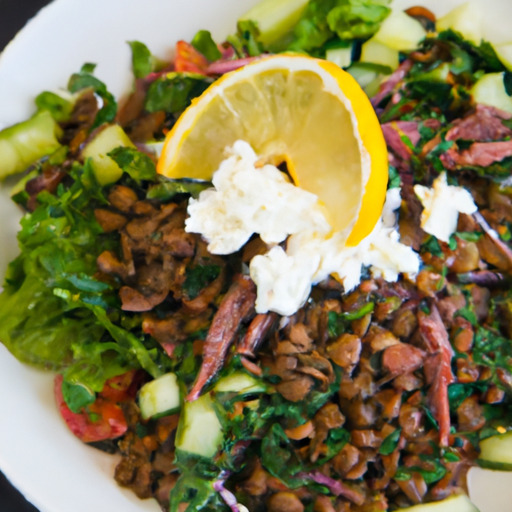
325, 46, 353, 69
0, 110, 62, 180
175, 393, 223, 458
436, 1, 482, 45
373, 9, 426, 51
81, 124, 134, 186
396, 494, 479, 511
493, 42, 512, 72
478, 430, 512, 470
214, 371, 267, 394
347, 62, 389, 97
239, 0, 309, 46
360, 38, 399, 70
471, 72, 512, 114
138, 372, 181, 420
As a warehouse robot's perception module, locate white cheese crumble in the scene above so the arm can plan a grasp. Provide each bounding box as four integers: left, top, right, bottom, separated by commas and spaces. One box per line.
414, 172, 477, 243
321, 188, 420, 293
186, 141, 420, 315
251, 188, 420, 315
185, 141, 331, 255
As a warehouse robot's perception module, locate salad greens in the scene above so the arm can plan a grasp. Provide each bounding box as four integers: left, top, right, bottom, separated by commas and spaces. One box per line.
0, 159, 164, 391
288, 0, 391, 51
2, 0, 512, 511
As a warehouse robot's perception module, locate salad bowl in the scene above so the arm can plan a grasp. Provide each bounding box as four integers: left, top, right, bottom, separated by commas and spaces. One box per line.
1, 1, 512, 511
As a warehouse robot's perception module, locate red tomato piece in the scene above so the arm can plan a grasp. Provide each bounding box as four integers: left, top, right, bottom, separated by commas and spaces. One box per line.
174, 40, 208, 74
54, 375, 128, 443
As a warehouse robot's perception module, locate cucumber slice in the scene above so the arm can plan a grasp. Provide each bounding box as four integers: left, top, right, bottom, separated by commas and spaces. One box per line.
138, 372, 181, 420
360, 38, 399, 70
347, 62, 390, 97
396, 494, 479, 511
81, 124, 134, 186
478, 430, 512, 469
493, 42, 512, 71
239, 0, 309, 46
214, 371, 267, 394
471, 72, 512, 114
436, 1, 482, 45
373, 9, 426, 51
325, 46, 353, 69
175, 393, 223, 458
0, 110, 62, 179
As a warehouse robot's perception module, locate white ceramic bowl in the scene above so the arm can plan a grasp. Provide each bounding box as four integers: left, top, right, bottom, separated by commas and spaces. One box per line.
0, 1, 511, 511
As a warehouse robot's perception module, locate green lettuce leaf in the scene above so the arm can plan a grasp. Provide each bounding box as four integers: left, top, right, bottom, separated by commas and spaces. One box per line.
108, 146, 156, 183
327, 0, 391, 40
191, 30, 222, 61
288, 0, 337, 51
145, 72, 212, 114
0, 163, 160, 391
128, 40, 154, 79
287, 0, 390, 52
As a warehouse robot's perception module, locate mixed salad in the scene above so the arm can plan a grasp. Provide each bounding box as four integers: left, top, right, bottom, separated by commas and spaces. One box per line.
2, 0, 512, 511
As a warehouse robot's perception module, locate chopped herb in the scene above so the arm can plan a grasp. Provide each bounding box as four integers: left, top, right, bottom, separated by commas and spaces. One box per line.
108, 147, 156, 183
68, 63, 117, 129
327, 302, 374, 337
128, 40, 154, 79
191, 30, 222, 61
421, 236, 444, 258
448, 382, 488, 411
454, 306, 477, 326
183, 264, 222, 299
35, 91, 75, 122
61, 379, 96, 413
388, 165, 401, 188
147, 177, 211, 201
145, 72, 212, 114
379, 428, 401, 455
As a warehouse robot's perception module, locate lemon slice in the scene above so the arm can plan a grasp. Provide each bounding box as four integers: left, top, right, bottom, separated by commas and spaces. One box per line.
157, 54, 388, 245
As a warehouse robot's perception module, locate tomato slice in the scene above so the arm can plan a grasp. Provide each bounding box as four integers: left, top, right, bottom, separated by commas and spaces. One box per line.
54, 374, 128, 443
174, 40, 208, 74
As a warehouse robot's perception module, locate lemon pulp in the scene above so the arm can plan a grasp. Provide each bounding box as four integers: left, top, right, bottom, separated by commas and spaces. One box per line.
157, 55, 388, 245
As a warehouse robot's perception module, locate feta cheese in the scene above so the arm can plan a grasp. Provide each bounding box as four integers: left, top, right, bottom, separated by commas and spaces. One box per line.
185, 140, 331, 254
414, 172, 477, 243
250, 188, 420, 312
285, 188, 420, 294
250, 246, 320, 316
186, 141, 420, 315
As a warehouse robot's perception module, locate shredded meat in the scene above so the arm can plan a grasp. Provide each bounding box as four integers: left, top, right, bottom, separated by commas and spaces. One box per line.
238, 312, 278, 357
441, 140, 512, 169
371, 60, 413, 107
381, 121, 421, 161
186, 275, 256, 401
445, 104, 512, 141
418, 305, 454, 446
